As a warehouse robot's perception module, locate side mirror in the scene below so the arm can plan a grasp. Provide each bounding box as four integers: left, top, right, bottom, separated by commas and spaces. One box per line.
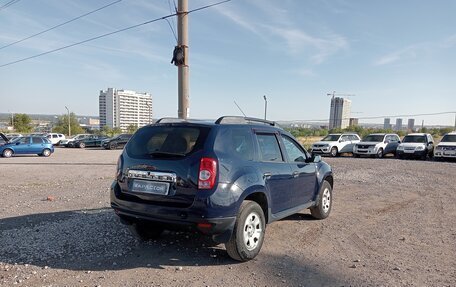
306, 153, 321, 163
16, 142, 21, 145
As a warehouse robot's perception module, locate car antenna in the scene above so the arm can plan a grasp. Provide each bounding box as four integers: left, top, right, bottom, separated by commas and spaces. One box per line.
233, 100, 247, 117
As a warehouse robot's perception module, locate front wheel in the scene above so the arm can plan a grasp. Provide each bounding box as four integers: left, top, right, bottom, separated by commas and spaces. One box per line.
109, 143, 117, 150
330, 146, 338, 157
225, 200, 265, 262
310, 180, 333, 219
2, 149, 13, 158
78, 142, 86, 148
376, 148, 384, 158
41, 149, 51, 157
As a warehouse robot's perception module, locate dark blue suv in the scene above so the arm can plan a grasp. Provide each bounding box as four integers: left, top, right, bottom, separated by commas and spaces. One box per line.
111, 116, 333, 261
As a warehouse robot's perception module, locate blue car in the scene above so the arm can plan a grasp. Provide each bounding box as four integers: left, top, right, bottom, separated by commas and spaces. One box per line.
111, 116, 333, 261
0, 136, 54, 158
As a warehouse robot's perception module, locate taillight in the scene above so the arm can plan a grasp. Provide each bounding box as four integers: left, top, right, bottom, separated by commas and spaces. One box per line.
198, 157, 217, 189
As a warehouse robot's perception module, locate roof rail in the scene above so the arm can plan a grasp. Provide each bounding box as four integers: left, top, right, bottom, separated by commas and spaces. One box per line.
155, 117, 187, 124
215, 116, 276, 126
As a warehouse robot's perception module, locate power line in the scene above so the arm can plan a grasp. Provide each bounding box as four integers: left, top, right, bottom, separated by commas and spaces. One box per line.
0, 0, 20, 11
291, 111, 456, 123
0, 0, 231, 68
0, 0, 123, 51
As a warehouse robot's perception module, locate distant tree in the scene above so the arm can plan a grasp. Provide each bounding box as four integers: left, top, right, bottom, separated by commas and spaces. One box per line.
11, 113, 32, 133
53, 113, 83, 136
99, 125, 123, 137
127, 124, 138, 134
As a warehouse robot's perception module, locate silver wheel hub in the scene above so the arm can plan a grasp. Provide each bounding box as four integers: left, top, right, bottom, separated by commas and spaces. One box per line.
243, 212, 262, 251
322, 188, 331, 213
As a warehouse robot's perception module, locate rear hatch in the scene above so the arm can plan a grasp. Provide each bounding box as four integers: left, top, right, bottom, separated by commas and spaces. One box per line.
119, 124, 213, 208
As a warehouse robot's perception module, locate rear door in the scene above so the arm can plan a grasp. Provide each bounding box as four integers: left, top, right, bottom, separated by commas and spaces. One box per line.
31, 137, 45, 153
254, 132, 293, 214
280, 134, 317, 206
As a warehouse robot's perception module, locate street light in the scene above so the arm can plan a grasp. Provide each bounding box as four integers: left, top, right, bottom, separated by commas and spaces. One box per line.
65, 106, 71, 137
263, 95, 267, 120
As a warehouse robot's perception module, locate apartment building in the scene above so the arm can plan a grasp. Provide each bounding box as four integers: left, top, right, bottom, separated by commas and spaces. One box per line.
329, 97, 351, 129
99, 88, 152, 131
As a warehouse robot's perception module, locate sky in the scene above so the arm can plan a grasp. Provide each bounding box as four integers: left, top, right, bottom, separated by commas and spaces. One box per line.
0, 0, 455, 126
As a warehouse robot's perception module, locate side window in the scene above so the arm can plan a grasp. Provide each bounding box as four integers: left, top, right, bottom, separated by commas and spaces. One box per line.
385, 135, 392, 142
340, 135, 349, 142
32, 137, 43, 144
53, 134, 58, 138
256, 134, 283, 162
19, 137, 29, 144
352, 135, 360, 141
282, 136, 307, 162
214, 127, 254, 161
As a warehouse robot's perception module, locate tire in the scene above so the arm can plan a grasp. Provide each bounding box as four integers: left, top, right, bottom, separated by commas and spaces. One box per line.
330, 146, 338, 157
127, 222, 164, 241
78, 142, 85, 148
41, 149, 51, 157
225, 200, 265, 262
310, 180, 332, 219
376, 148, 384, 158
353, 153, 360, 158
396, 154, 403, 160
109, 143, 117, 150
2, 149, 13, 158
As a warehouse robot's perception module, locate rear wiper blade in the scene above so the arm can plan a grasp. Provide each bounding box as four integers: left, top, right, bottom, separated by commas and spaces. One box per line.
148, 151, 186, 157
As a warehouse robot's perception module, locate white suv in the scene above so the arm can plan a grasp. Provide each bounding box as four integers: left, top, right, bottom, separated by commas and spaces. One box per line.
434, 131, 456, 160
311, 133, 361, 157
46, 133, 66, 145
353, 133, 401, 158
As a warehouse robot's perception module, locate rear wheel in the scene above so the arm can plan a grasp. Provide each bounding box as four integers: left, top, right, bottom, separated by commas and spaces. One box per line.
225, 201, 265, 262
128, 222, 164, 241
310, 180, 332, 219
2, 149, 13, 158
330, 146, 338, 157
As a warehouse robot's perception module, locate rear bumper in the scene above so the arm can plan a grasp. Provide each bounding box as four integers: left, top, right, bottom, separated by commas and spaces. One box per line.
110, 182, 236, 241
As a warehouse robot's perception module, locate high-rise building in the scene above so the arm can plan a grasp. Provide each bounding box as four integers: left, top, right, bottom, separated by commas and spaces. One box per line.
384, 118, 391, 130
329, 97, 351, 129
99, 88, 152, 131
407, 119, 415, 131
395, 118, 403, 131
349, 118, 359, 127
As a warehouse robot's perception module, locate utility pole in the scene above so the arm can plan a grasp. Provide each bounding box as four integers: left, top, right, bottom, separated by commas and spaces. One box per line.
65, 106, 71, 137
177, 0, 189, 119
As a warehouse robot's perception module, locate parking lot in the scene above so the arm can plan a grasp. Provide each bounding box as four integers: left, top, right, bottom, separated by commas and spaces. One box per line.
1, 148, 455, 286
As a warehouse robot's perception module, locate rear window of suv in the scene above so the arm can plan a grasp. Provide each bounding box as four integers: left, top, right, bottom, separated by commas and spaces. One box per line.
126, 125, 210, 159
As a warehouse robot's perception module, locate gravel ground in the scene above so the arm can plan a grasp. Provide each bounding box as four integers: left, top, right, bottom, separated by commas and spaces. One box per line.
0, 148, 455, 287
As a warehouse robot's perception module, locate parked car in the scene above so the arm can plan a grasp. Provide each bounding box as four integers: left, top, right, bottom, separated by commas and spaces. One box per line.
0, 136, 54, 158
102, 134, 133, 150
0, 133, 9, 146
353, 133, 401, 158
60, 134, 91, 147
111, 116, 334, 261
396, 133, 434, 160
46, 133, 66, 145
71, 135, 108, 148
5, 133, 22, 140
434, 131, 456, 160
311, 133, 361, 157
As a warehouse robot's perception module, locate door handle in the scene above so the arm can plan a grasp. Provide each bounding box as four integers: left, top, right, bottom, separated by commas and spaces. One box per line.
292, 171, 299, 178
263, 172, 272, 179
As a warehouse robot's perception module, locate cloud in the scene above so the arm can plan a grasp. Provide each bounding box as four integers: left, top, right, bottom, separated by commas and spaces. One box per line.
267, 27, 349, 64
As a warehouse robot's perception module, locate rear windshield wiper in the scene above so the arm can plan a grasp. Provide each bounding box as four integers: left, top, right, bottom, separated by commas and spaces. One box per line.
148, 151, 186, 157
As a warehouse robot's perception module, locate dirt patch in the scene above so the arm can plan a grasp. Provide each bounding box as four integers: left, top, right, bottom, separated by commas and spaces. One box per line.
0, 148, 455, 286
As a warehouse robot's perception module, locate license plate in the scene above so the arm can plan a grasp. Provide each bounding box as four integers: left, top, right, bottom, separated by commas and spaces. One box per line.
404, 150, 414, 153
130, 180, 169, 195
444, 151, 455, 156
